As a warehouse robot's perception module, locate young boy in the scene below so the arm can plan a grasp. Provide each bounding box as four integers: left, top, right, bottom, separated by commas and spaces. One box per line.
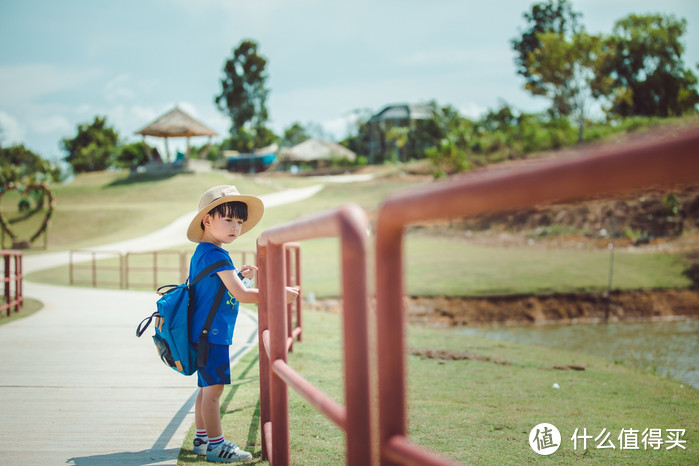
186, 185, 298, 463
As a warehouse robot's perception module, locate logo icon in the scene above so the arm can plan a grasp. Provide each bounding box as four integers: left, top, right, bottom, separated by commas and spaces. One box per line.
529, 423, 561, 455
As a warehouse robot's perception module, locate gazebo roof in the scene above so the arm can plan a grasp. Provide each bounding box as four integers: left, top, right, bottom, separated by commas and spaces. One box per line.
135, 106, 218, 138
281, 138, 356, 162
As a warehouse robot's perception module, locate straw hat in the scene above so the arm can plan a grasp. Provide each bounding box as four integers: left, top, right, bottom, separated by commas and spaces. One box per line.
187, 185, 264, 242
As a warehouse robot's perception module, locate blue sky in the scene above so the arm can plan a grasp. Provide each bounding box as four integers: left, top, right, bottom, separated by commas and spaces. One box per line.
1, 0, 697, 162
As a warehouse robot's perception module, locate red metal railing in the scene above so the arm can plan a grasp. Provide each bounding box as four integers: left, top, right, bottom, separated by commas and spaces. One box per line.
125, 250, 188, 289
256, 204, 372, 465
68, 249, 255, 290
69, 250, 124, 288
0, 250, 23, 317
374, 126, 699, 465
284, 243, 302, 351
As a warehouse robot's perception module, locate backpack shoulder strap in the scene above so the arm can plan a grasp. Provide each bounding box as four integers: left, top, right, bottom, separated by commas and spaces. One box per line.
191, 259, 231, 286
201, 284, 226, 337
188, 259, 230, 344
195, 282, 227, 368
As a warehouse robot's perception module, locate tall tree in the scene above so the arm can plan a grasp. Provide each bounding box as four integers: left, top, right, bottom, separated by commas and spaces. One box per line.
511, 0, 582, 117
215, 39, 275, 151
524, 31, 603, 141
592, 14, 699, 117
62, 116, 119, 173
0, 144, 61, 188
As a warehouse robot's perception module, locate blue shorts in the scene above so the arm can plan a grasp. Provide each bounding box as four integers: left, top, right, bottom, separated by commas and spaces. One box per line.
197, 343, 231, 387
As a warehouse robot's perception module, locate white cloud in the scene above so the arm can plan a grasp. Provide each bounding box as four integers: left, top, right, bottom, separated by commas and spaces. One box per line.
0, 63, 102, 105
103, 74, 136, 102
458, 102, 489, 119
320, 113, 361, 142
396, 48, 507, 67
31, 115, 72, 135
0, 111, 25, 145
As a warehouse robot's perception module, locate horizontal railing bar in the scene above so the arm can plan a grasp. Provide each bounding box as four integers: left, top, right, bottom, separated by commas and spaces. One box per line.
258, 204, 365, 247
385, 435, 461, 466
291, 327, 302, 339
271, 359, 347, 429
0, 300, 22, 312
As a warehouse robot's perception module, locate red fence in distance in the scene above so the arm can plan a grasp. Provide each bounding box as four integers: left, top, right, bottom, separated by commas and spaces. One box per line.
0, 250, 23, 317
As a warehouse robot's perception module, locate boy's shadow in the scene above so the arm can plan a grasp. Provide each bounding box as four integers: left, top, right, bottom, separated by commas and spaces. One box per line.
67, 448, 182, 465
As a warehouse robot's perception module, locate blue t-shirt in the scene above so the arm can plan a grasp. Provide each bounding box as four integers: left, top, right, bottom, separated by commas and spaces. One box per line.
189, 242, 240, 345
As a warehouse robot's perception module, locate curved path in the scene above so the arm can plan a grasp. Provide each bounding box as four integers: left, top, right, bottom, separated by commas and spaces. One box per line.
0, 184, 324, 465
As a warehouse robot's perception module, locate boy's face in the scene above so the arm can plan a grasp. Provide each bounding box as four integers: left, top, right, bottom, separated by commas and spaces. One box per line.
201, 213, 244, 245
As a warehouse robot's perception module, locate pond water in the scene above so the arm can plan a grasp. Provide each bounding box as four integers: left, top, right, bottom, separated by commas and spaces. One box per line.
457, 318, 699, 389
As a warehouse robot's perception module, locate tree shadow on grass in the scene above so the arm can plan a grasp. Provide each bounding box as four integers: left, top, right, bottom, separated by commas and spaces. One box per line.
106, 172, 180, 187
682, 252, 699, 290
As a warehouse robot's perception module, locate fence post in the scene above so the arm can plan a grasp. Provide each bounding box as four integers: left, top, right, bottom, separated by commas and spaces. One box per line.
285, 246, 293, 352
69, 250, 74, 286
257, 241, 272, 462
267, 242, 290, 465
15, 253, 22, 312
4, 255, 10, 317
376, 217, 408, 466
180, 251, 187, 283
91, 252, 97, 287
120, 254, 125, 289
295, 246, 302, 342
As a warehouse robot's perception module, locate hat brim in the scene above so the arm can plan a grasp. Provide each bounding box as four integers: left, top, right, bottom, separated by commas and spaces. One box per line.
187, 194, 264, 242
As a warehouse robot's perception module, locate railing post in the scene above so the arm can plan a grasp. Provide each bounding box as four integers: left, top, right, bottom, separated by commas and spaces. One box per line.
295, 246, 302, 343
119, 254, 125, 289
3, 254, 9, 317
267, 242, 290, 465
91, 252, 97, 287
15, 253, 22, 312
124, 253, 130, 289
180, 251, 187, 283
69, 250, 74, 286
256, 241, 271, 462
375, 218, 407, 466
337, 206, 373, 466
285, 246, 293, 352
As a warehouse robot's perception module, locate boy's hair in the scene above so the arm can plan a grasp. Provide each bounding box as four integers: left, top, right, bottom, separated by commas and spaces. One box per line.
202, 201, 248, 229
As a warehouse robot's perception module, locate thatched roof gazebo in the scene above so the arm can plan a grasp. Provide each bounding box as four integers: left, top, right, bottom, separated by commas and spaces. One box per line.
280, 138, 357, 165
135, 106, 218, 162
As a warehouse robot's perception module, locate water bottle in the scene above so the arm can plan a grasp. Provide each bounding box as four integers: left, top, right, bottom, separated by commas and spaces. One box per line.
237, 270, 253, 288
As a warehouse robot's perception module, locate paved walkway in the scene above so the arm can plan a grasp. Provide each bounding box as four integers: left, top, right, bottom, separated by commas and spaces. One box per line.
0, 283, 258, 465
0, 184, 330, 465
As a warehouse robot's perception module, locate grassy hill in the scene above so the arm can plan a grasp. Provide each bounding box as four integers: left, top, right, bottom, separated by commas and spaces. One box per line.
22, 165, 695, 299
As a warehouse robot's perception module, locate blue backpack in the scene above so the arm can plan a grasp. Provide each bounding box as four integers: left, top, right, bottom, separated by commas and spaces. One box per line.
136, 260, 228, 375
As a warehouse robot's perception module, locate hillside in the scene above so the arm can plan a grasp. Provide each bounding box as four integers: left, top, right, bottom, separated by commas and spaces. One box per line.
17, 142, 699, 325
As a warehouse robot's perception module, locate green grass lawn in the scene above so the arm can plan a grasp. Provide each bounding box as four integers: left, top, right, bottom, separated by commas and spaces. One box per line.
177, 308, 698, 465
27, 231, 692, 298
23, 169, 695, 296
14, 168, 698, 464
14, 170, 291, 252
0, 298, 43, 326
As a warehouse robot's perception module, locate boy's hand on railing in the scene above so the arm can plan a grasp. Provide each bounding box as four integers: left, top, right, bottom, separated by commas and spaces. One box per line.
285, 286, 300, 304
239, 265, 257, 279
